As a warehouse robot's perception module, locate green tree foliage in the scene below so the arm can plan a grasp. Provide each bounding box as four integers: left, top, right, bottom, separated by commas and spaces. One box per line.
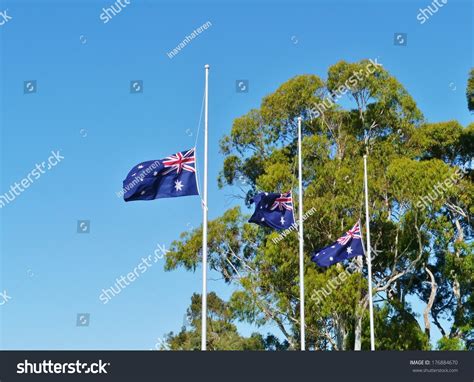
436, 336, 465, 351
164, 292, 288, 350
165, 60, 473, 350
467, 68, 474, 112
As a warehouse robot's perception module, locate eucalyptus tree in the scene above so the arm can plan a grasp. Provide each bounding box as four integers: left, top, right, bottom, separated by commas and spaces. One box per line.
164, 61, 473, 350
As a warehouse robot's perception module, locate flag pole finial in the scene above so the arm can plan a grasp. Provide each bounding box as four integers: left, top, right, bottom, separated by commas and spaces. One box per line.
204, 64, 210, 69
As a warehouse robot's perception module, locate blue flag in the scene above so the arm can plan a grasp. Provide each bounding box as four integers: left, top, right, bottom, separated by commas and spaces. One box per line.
248, 192, 295, 230
311, 222, 364, 267
122, 148, 199, 202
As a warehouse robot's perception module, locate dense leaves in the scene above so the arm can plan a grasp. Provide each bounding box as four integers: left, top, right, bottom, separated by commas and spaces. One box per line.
164, 293, 287, 351
467, 68, 474, 112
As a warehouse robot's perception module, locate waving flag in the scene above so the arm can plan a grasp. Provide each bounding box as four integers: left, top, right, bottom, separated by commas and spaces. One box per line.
248, 192, 295, 230
311, 222, 363, 267
122, 148, 199, 202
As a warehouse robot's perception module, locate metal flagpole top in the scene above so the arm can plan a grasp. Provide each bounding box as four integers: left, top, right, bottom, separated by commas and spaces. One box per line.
204, 64, 210, 69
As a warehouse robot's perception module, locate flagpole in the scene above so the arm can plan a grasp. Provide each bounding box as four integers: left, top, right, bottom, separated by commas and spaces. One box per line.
201, 64, 209, 351
363, 154, 375, 351
298, 116, 305, 351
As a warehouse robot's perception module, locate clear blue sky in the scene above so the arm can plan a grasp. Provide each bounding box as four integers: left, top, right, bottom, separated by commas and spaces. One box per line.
0, 0, 472, 349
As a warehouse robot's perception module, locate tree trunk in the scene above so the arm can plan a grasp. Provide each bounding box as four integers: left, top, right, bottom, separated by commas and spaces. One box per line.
354, 313, 362, 350
335, 318, 348, 350
423, 266, 437, 339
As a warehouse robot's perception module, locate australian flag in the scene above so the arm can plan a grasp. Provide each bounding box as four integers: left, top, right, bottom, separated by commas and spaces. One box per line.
311, 222, 364, 267
122, 148, 199, 202
248, 192, 295, 230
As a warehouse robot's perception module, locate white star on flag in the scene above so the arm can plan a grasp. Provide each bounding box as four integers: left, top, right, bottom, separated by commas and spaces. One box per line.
174, 180, 184, 191
347, 246, 353, 254
280, 217, 285, 225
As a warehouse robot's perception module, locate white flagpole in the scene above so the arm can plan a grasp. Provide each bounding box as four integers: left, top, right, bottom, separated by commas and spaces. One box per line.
297, 116, 305, 351
363, 154, 375, 351
201, 64, 209, 351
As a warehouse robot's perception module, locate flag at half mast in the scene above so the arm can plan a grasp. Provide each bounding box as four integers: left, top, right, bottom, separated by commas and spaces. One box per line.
311, 222, 363, 267
122, 148, 199, 202
248, 191, 295, 230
